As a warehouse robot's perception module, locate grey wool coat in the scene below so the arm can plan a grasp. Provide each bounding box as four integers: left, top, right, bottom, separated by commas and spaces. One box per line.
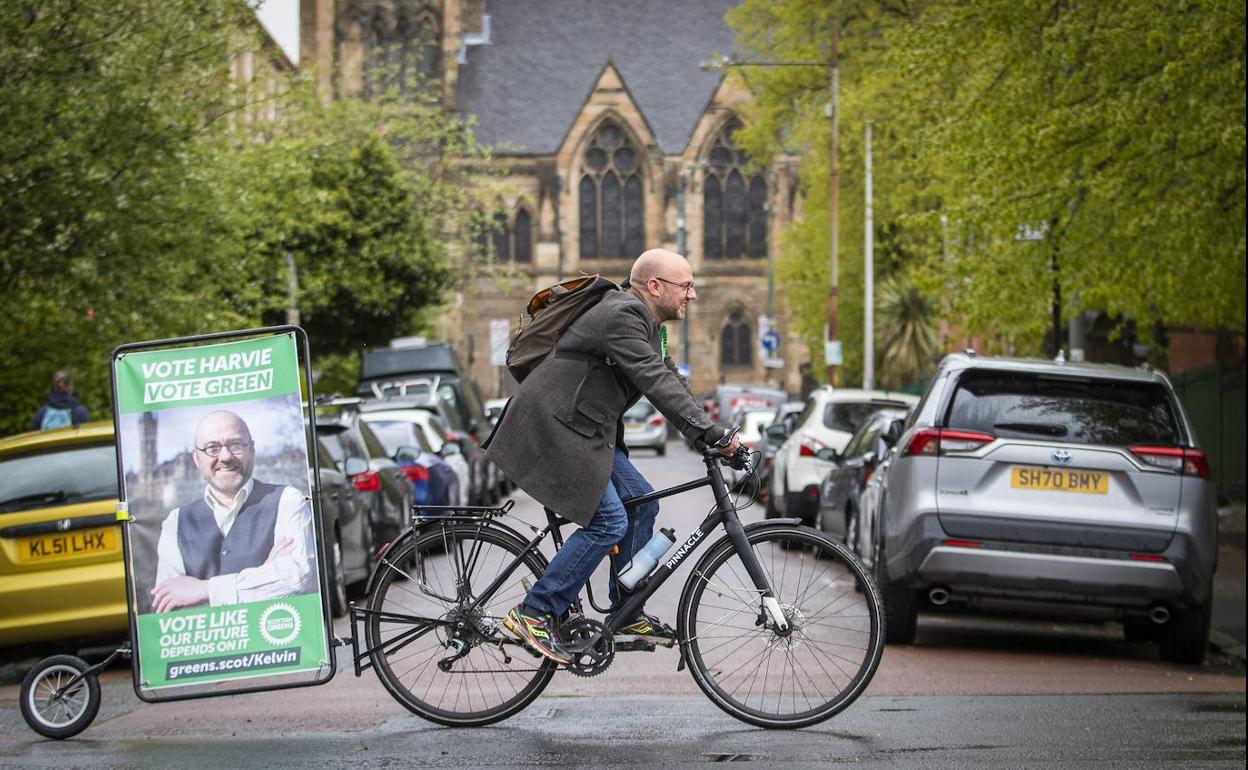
484, 288, 716, 526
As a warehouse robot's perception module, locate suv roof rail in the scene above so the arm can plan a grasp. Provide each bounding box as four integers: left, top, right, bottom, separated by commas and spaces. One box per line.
964, 348, 976, 358
369, 375, 441, 400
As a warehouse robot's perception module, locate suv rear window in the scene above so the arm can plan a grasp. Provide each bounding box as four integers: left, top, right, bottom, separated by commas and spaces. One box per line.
946, 371, 1181, 446
823, 401, 909, 433
0, 444, 118, 514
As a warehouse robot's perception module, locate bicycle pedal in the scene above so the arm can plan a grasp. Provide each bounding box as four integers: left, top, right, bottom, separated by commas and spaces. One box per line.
612, 639, 656, 652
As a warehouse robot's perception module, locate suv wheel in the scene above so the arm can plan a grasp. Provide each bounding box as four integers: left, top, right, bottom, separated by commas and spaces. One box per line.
876, 540, 917, 644
1159, 601, 1210, 665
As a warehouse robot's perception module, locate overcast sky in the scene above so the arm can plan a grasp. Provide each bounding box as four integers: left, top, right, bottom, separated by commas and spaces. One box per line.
255, 0, 299, 63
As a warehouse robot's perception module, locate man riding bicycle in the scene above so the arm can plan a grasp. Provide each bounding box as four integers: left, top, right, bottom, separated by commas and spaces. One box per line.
485, 248, 739, 664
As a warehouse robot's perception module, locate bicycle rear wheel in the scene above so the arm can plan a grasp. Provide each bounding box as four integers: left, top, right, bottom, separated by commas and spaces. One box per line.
366, 521, 556, 726
678, 524, 884, 729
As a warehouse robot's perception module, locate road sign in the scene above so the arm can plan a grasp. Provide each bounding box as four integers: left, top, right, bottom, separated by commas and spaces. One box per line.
762, 330, 781, 354
825, 340, 843, 366
489, 319, 510, 366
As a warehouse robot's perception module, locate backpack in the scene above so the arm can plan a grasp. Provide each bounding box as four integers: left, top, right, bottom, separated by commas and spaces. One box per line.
40, 406, 74, 430
506, 275, 618, 383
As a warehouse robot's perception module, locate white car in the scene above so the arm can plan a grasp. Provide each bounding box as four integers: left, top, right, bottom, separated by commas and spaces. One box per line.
622, 398, 668, 455
767, 388, 919, 524
360, 408, 473, 507
727, 407, 776, 489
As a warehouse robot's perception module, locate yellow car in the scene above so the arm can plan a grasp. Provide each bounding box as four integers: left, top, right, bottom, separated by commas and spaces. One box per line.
0, 422, 127, 650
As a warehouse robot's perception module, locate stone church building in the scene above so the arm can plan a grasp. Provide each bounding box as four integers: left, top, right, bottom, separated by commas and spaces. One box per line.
301, 0, 805, 399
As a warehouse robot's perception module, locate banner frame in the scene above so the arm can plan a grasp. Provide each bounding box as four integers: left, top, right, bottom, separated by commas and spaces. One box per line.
109, 325, 338, 703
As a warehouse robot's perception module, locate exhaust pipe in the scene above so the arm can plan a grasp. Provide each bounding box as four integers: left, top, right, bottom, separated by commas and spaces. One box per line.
1148, 605, 1170, 625
928, 587, 951, 606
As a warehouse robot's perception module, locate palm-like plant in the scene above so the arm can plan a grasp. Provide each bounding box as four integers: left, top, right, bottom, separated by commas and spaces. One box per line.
876, 273, 939, 390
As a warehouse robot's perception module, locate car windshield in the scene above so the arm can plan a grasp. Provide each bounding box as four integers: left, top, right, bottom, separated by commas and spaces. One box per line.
624, 401, 654, 421
364, 419, 433, 455
823, 401, 903, 434
0, 444, 118, 514
945, 371, 1182, 446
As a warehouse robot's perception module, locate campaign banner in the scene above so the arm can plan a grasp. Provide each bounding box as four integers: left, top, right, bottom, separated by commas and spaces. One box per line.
113, 332, 330, 693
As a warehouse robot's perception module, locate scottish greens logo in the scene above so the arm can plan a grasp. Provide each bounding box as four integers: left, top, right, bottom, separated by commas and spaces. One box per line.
258, 603, 301, 646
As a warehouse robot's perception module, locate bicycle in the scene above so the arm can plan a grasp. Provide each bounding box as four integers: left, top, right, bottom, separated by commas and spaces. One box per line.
348, 436, 886, 729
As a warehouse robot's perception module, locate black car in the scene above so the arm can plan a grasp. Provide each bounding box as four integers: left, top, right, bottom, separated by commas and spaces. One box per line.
314, 405, 413, 551
815, 407, 909, 552
309, 436, 376, 618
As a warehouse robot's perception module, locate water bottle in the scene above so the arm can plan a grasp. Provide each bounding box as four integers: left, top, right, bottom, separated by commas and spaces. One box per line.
617, 528, 677, 590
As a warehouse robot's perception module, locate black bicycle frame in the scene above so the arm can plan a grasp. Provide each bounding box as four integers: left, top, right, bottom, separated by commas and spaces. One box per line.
449, 453, 779, 634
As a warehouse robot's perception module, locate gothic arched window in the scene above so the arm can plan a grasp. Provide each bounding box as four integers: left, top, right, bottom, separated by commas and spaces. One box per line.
720, 310, 753, 368
704, 121, 767, 259
490, 210, 509, 262
579, 120, 644, 259
513, 209, 532, 263
395, 4, 440, 93
361, 7, 390, 99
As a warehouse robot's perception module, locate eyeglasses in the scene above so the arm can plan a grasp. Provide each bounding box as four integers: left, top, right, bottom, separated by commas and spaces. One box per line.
196, 440, 253, 458
653, 277, 696, 296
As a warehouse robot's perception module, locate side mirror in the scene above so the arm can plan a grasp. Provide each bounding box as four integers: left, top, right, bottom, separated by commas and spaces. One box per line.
863, 450, 878, 468
815, 447, 840, 463
765, 423, 789, 441
439, 440, 463, 457
343, 457, 368, 477
394, 446, 422, 464
884, 418, 906, 448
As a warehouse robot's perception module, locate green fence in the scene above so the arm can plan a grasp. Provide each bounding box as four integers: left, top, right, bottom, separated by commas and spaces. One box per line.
1171, 363, 1246, 502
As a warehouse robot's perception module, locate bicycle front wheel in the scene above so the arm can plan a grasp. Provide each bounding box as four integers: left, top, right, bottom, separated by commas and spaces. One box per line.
678, 525, 884, 729
366, 521, 556, 726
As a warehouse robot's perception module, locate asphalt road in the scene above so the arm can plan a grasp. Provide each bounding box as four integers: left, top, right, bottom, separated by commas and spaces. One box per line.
1, 441, 1244, 767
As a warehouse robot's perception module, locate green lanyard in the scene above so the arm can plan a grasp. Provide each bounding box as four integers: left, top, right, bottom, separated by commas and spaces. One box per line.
659, 325, 668, 359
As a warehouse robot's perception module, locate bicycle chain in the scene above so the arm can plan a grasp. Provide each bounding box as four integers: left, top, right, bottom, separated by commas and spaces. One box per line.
561, 617, 615, 678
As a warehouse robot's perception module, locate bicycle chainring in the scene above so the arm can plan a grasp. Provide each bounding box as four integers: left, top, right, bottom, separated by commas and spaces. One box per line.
562, 617, 615, 678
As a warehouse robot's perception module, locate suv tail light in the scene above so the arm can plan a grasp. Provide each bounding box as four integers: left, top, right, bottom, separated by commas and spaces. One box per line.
647, 415, 665, 427
352, 471, 381, 492
798, 434, 828, 457
902, 428, 995, 457
400, 464, 430, 482
1129, 446, 1210, 478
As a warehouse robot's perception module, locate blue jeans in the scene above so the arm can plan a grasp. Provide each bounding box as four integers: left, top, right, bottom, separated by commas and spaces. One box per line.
525, 449, 659, 618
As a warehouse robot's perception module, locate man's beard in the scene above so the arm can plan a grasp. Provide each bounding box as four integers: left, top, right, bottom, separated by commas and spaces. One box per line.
206, 463, 251, 496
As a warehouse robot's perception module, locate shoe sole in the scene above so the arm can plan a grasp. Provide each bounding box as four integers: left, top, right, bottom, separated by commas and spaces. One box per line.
503, 615, 573, 665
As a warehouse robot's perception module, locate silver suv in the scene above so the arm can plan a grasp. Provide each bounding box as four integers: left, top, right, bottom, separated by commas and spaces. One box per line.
872, 353, 1217, 663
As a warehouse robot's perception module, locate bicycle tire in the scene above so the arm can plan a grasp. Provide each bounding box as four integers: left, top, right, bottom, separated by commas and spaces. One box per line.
366, 521, 556, 727
678, 524, 884, 729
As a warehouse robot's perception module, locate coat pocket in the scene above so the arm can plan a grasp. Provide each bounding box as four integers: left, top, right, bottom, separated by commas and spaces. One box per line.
555, 399, 606, 438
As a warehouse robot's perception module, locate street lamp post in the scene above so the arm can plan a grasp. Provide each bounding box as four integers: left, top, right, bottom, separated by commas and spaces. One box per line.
702, 22, 843, 386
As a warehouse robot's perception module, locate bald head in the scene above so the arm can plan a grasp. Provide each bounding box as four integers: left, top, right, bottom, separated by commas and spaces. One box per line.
629, 249, 689, 288
629, 248, 696, 323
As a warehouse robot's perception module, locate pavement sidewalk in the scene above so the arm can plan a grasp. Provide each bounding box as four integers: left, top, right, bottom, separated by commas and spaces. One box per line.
1211, 504, 1246, 661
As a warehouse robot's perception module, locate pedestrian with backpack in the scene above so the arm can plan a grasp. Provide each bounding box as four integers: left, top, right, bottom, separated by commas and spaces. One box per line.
31, 370, 91, 431
485, 248, 739, 663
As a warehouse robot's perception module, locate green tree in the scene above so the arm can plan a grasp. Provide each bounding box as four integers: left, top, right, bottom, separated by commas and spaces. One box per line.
875, 273, 938, 390
726, 0, 1245, 376
0, 0, 477, 434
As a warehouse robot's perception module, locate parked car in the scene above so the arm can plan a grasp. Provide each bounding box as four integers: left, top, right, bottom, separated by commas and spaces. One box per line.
815, 407, 910, 549
0, 423, 125, 651
623, 398, 668, 455
356, 341, 501, 498
768, 388, 919, 524
358, 409, 461, 507
309, 435, 377, 617
756, 401, 805, 502
358, 402, 473, 507
870, 353, 1217, 664
313, 403, 413, 549
726, 407, 776, 489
